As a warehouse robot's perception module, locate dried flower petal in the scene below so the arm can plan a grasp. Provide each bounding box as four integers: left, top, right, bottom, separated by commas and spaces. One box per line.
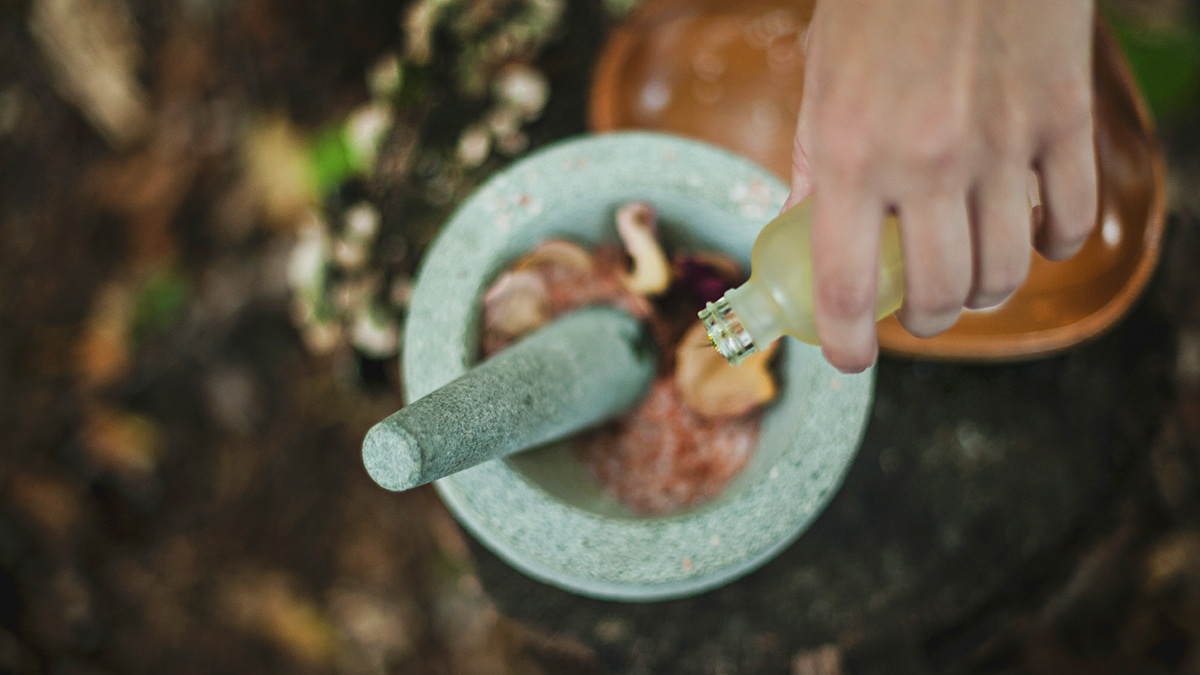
674, 320, 777, 418
615, 202, 671, 296
482, 270, 552, 341
674, 252, 744, 303
512, 239, 594, 275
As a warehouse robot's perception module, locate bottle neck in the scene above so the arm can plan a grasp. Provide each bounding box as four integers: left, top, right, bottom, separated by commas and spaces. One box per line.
699, 278, 784, 366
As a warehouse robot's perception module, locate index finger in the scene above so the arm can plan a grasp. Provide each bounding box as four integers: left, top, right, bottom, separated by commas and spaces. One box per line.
811, 181, 888, 373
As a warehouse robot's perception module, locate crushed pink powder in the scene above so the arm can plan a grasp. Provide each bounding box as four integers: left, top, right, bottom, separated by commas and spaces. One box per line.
577, 379, 760, 514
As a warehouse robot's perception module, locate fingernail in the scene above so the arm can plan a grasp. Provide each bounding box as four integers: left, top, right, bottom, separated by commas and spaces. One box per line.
964, 294, 1009, 311
823, 340, 878, 374
897, 306, 961, 339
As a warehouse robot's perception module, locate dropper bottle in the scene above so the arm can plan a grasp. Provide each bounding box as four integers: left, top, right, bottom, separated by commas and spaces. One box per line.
699, 198, 906, 365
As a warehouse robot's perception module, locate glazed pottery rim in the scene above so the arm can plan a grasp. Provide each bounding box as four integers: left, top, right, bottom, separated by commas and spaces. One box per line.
403, 132, 876, 601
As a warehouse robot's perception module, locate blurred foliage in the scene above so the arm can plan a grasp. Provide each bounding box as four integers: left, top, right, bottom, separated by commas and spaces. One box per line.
289, 0, 570, 362
131, 267, 190, 340
1106, 4, 1200, 124
309, 124, 362, 199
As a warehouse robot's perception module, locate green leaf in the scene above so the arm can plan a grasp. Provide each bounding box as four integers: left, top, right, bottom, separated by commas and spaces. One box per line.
308, 125, 358, 197
132, 267, 190, 340
1107, 13, 1200, 121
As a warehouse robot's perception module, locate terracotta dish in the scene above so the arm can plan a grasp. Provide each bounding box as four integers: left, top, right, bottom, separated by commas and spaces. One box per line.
589, 0, 1167, 360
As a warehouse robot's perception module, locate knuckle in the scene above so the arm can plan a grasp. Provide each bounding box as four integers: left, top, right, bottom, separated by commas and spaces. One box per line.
1045, 79, 1094, 137
903, 109, 969, 182
824, 130, 872, 178
982, 102, 1031, 160
812, 102, 873, 175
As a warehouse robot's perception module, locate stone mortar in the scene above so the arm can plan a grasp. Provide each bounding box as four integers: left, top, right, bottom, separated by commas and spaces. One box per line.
401, 132, 876, 601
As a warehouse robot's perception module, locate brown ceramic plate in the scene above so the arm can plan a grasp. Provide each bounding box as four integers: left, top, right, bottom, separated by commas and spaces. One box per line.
589, 0, 1167, 360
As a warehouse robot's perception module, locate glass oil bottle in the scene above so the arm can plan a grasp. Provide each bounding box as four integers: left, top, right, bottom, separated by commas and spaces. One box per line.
699, 199, 905, 365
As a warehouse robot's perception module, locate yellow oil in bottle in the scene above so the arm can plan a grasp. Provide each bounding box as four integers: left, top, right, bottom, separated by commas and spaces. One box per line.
699, 198, 906, 365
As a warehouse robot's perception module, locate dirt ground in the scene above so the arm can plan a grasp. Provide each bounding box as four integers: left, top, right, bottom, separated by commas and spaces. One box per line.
3, 1, 1200, 674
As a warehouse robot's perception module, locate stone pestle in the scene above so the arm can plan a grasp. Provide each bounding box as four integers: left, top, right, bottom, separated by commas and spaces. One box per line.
362, 306, 656, 492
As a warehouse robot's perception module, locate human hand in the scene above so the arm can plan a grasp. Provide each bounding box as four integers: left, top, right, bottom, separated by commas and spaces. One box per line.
785, 0, 1099, 373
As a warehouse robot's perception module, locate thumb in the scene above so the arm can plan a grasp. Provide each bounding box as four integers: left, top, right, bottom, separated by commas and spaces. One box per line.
783, 128, 814, 212
782, 28, 819, 213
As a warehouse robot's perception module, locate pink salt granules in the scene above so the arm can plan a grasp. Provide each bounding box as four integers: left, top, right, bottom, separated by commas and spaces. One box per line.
576, 378, 760, 514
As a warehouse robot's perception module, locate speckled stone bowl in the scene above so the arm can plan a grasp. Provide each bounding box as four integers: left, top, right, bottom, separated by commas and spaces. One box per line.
404, 132, 874, 601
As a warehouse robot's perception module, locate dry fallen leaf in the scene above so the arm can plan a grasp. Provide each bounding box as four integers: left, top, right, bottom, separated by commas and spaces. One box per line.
76, 281, 135, 390
80, 404, 163, 478
328, 586, 418, 666
792, 644, 843, 675
222, 571, 339, 667
242, 116, 318, 227
674, 320, 778, 418
29, 0, 149, 148
1144, 530, 1200, 594
8, 472, 84, 543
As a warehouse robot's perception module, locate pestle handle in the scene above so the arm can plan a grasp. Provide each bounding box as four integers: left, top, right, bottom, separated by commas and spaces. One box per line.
362, 306, 656, 491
